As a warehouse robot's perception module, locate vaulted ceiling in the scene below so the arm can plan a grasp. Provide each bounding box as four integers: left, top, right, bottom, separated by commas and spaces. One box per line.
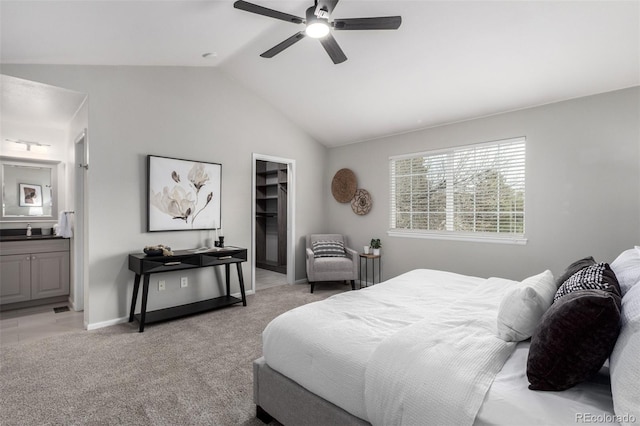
1, 1, 638, 147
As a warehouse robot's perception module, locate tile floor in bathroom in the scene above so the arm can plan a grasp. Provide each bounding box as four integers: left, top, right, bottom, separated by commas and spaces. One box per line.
0, 302, 84, 346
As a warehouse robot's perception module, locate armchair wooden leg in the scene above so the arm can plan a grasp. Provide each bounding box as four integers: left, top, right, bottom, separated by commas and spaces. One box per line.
310, 282, 315, 293
351, 280, 356, 290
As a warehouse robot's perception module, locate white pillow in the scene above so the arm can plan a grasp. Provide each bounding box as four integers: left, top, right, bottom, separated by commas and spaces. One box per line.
610, 246, 640, 296
497, 286, 545, 341
522, 269, 556, 307
496, 270, 555, 342
610, 283, 640, 425
621, 279, 640, 326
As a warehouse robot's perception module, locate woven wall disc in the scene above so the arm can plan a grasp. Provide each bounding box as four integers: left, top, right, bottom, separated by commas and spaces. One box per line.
351, 189, 372, 215
331, 168, 357, 203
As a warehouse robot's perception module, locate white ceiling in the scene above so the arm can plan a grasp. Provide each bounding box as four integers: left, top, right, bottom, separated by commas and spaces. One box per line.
1, 75, 87, 130
1, 0, 638, 147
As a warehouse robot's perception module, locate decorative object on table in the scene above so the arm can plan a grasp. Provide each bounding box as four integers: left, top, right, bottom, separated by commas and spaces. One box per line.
331, 168, 357, 203
147, 155, 221, 232
370, 238, 381, 255
18, 183, 43, 207
363, 245, 370, 254
351, 188, 372, 215
215, 236, 225, 248
143, 244, 173, 256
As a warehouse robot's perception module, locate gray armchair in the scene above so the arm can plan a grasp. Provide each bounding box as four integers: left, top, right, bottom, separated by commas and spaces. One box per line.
306, 234, 358, 293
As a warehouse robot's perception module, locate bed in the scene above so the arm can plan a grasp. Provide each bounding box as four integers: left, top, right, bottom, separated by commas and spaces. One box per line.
253, 248, 640, 426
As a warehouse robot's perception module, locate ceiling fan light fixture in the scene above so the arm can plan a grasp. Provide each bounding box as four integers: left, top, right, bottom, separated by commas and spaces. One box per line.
305, 20, 330, 38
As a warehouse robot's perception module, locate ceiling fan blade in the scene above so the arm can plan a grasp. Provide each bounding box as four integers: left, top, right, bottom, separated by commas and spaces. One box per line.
333, 16, 402, 31
260, 32, 307, 58
319, 33, 347, 64
317, 0, 339, 15
234, 0, 304, 24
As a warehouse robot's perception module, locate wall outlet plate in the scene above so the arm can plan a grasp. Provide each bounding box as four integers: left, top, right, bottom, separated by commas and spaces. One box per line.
158, 280, 166, 291
180, 277, 188, 288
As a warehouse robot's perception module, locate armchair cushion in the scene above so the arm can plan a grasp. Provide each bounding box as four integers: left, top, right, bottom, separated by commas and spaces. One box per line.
312, 257, 354, 274
312, 240, 346, 258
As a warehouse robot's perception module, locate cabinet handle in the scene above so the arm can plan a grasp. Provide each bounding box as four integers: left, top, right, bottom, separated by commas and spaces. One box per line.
31, 256, 36, 260
26, 256, 31, 260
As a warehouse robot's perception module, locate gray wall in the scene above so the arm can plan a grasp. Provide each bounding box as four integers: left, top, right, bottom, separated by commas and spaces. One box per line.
2, 65, 328, 328
327, 87, 640, 282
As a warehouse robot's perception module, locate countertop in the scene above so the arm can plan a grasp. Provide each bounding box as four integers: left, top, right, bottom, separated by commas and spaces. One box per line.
0, 235, 63, 242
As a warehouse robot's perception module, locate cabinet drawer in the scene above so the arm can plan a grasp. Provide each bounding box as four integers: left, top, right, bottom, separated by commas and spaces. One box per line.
0, 239, 70, 255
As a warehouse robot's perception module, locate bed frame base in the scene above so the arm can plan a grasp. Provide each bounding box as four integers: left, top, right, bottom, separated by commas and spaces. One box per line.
253, 357, 370, 426
256, 405, 273, 423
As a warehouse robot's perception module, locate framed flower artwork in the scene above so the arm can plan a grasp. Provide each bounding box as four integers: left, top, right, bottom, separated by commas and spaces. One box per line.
147, 155, 221, 232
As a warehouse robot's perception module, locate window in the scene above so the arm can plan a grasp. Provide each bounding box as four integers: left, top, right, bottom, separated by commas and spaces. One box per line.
389, 137, 526, 244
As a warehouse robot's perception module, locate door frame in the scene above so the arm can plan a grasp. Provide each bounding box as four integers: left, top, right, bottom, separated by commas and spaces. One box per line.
72, 129, 88, 319
251, 153, 296, 291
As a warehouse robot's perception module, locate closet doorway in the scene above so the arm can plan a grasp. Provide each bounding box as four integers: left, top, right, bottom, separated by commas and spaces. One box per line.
251, 154, 295, 291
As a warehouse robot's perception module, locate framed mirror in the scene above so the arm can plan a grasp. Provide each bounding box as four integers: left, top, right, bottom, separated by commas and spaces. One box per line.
1, 156, 59, 221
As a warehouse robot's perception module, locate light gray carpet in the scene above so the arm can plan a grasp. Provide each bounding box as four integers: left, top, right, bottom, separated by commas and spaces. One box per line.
0, 282, 350, 425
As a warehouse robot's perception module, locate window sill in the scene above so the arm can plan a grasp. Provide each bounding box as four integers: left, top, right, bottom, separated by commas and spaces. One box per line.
387, 229, 527, 245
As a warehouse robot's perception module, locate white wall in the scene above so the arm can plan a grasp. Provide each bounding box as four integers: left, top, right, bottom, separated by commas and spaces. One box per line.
2, 65, 328, 328
326, 87, 640, 282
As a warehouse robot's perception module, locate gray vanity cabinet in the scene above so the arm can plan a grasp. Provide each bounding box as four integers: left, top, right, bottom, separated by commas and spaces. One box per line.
0, 239, 70, 305
0, 254, 31, 303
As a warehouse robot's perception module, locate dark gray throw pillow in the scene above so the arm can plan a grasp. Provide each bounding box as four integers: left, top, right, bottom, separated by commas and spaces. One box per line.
555, 256, 596, 288
526, 289, 621, 391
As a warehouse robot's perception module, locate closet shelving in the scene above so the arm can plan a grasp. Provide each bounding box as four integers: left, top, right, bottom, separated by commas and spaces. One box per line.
255, 161, 287, 273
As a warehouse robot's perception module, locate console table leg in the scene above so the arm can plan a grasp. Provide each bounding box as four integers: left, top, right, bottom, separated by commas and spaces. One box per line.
225, 264, 231, 296
129, 274, 141, 322
236, 262, 247, 306
139, 274, 150, 332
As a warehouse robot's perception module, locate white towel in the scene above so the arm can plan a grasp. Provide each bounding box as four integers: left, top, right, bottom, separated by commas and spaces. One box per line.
58, 211, 73, 238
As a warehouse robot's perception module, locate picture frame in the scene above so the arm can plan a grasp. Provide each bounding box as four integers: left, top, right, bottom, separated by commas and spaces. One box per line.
18, 183, 43, 207
147, 155, 221, 232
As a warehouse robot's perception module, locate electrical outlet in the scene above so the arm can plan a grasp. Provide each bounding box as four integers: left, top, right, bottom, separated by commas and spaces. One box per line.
180, 277, 188, 288
158, 280, 166, 291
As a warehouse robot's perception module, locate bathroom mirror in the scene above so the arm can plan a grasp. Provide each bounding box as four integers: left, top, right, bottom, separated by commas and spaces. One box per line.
0, 156, 59, 221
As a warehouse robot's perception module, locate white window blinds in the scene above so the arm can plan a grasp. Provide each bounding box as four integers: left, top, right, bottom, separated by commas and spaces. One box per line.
390, 137, 526, 243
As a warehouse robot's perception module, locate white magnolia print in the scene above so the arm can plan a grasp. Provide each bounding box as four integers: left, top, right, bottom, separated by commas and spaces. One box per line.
151, 162, 215, 228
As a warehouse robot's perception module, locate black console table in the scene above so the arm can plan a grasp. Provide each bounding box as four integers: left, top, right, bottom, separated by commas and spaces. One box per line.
128, 247, 247, 332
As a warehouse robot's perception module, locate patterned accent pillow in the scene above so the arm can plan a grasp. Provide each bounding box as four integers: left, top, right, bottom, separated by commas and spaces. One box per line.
554, 262, 620, 302
312, 240, 346, 258
554, 256, 596, 289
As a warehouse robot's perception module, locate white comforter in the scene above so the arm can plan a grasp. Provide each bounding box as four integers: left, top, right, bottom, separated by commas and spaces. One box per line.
262, 269, 519, 425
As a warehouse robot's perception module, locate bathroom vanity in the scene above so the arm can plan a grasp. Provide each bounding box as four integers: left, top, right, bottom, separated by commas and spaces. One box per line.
0, 234, 70, 305
0, 156, 69, 307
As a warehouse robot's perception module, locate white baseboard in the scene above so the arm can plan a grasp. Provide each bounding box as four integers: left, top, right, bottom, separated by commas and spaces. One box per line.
87, 292, 255, 331
86, 316, 129, 330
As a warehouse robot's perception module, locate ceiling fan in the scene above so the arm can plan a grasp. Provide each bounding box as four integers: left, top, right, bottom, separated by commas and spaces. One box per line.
233, 0, 402, 64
